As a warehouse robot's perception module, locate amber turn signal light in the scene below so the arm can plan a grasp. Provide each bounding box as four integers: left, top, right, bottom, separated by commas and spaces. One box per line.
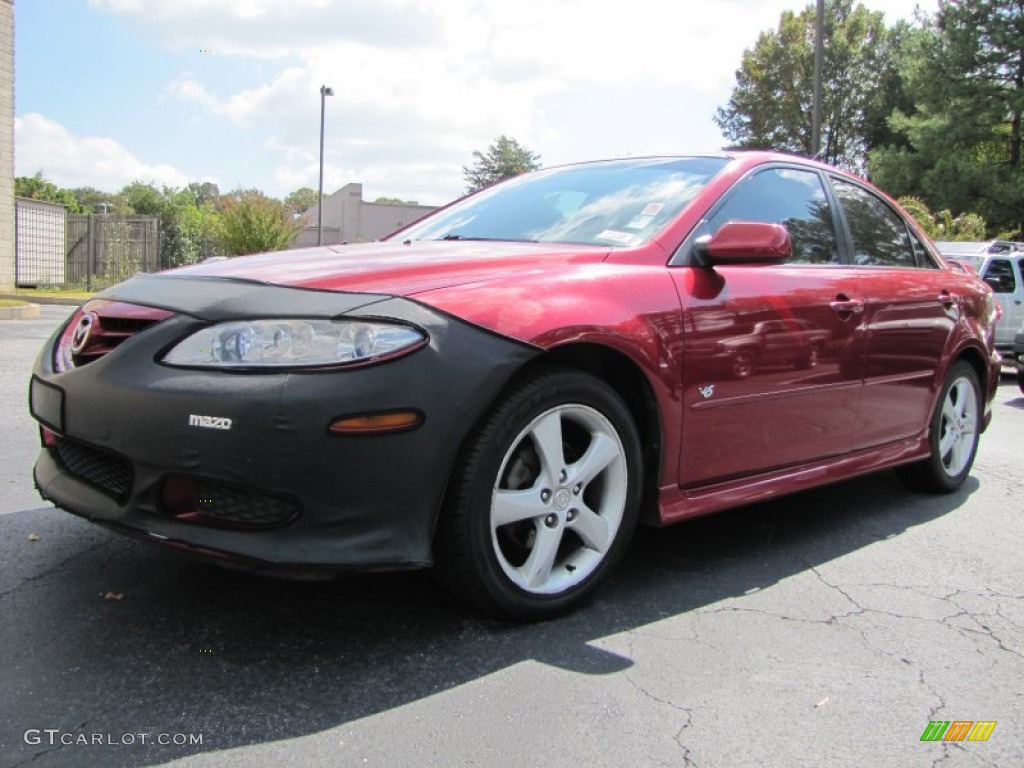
328, 410, 423, 435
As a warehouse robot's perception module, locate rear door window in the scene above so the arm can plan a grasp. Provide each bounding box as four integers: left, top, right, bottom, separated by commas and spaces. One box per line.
831, 180, 916, 267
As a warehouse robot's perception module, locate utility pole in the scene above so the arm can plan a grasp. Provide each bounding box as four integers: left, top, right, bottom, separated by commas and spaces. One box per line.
811, 0, 824, 158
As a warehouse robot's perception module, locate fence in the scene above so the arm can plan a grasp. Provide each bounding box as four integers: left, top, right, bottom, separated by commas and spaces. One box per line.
14, 203, 161, 291
66, 215, 160, 290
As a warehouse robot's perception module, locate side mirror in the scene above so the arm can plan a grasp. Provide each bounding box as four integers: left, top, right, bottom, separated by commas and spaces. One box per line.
695, 221, 792, 265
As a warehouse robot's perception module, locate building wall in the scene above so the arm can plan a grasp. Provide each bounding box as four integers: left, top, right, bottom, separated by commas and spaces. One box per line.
0, 0, 15, 291
294, 183, 439, 248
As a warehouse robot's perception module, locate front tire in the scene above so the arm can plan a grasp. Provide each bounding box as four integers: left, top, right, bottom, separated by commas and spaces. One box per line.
434, 367, 642, 620
731, 350, 757, 379
896, 361, 981, 493
796, 342, 821, 370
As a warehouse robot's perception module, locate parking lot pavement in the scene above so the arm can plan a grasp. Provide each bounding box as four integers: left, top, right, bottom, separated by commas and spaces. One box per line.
1, 308, 1022, 768
0, 306, 74, 515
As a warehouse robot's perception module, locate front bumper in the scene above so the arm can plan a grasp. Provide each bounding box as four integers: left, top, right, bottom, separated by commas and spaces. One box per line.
30, 276, 537, 570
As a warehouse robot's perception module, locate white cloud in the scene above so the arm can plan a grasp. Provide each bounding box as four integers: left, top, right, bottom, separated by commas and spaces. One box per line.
89, 0, 441, 57
143, 0, 932, 202
29, 0, 935, 202
15, 113, 194, 190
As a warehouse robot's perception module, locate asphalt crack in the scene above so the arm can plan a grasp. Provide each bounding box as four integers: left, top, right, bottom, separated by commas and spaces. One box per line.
0, 540, 108, 601
622, 671, 698, 767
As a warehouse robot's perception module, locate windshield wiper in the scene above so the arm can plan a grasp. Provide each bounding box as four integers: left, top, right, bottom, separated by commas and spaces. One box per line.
438, 233, 539, 243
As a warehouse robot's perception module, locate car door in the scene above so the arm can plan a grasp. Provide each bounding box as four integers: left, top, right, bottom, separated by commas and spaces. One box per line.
828, 177, 956, 447
672, 166, 866, 487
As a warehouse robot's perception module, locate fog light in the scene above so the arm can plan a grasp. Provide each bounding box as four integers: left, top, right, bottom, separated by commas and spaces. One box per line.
162, 475, 199, 519
40, 426, 59, 448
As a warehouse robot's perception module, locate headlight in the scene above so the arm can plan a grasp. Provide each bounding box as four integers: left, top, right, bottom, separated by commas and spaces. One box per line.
162, 319, 427, 369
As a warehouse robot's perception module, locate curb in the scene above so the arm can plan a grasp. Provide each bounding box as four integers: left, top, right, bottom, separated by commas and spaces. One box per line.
0, 303, 42, 320
0, 293, 88, 307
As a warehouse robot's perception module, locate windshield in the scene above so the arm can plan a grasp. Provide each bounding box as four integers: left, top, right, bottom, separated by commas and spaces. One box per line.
393, 157, 728, 247
949, 254, 985, 268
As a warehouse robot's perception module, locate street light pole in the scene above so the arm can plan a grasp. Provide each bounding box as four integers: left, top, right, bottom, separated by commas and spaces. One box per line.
317, 84, 334, 246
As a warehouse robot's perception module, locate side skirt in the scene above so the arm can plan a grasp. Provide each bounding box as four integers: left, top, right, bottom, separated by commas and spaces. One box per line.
655, 434, 930, 525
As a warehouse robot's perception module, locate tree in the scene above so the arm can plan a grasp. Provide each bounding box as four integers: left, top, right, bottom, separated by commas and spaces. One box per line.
117, 181, 224, 267
373, 196, 406, 205
898, 196, 987, 240
284, 187, 319, 215
15, 172, 82, 212
164, 188, 222, 266
120, 181, 165, 216
714, 0, 899, 171
184, 181, 221, 207
869, 0, 1024, 235
463, 135, 541, 193
217, 193, 300, 256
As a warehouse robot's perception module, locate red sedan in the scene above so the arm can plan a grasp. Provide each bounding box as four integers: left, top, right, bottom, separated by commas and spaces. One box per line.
30, 152, 1000, 620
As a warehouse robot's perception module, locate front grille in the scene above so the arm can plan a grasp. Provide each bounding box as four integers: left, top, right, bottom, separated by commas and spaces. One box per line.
54, 439, 134, 502
56, 301, 174, 371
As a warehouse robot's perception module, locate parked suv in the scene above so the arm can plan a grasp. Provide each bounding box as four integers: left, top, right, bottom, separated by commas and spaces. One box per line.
935, 241, 1024, 357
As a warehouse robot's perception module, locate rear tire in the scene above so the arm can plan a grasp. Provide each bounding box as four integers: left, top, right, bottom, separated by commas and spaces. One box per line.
896, 361, 981, 493
1017, 364, 1024, 395
434, 367, 642, 621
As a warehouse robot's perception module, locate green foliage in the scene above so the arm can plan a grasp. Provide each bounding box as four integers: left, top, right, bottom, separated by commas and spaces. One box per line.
14, 172, 82, 212
184, 182, 221, 207
463, 135, 541, 193
120, 181, 165, 216
163, 189, 222, 267
216, 193, 301, 256
715, 0, 899, 170
115, 181, 223, 268
869, 0, 1024, 234
284, 187, 319, 215
69, 187, 126, 214
373, 196, 406, 205
898, 196, 987, 240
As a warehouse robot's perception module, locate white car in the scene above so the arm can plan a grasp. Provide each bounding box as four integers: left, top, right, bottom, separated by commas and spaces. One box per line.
935, 241, 1024, 356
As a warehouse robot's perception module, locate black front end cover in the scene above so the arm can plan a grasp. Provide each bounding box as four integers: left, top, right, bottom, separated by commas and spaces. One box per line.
31, 275, 538, 570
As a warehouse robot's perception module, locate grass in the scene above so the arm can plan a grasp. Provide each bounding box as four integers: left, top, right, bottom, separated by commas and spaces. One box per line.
12, 287, 97, 300
0, 299, 30, 307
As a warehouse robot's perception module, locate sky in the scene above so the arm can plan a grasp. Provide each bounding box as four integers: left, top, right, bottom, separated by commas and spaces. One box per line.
14, 0, 934, 206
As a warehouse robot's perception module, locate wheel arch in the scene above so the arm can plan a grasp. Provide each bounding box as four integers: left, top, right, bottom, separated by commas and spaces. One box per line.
955, 344, 989, 396
511, 342, 664, 523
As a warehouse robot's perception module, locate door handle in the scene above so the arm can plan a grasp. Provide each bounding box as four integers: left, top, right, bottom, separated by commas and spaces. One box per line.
938, 290, 957, 307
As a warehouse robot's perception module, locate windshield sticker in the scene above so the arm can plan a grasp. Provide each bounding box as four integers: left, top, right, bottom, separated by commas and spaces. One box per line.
596, 229, 635, 245
626, 214, 655, 230
641, 203, 664, 216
